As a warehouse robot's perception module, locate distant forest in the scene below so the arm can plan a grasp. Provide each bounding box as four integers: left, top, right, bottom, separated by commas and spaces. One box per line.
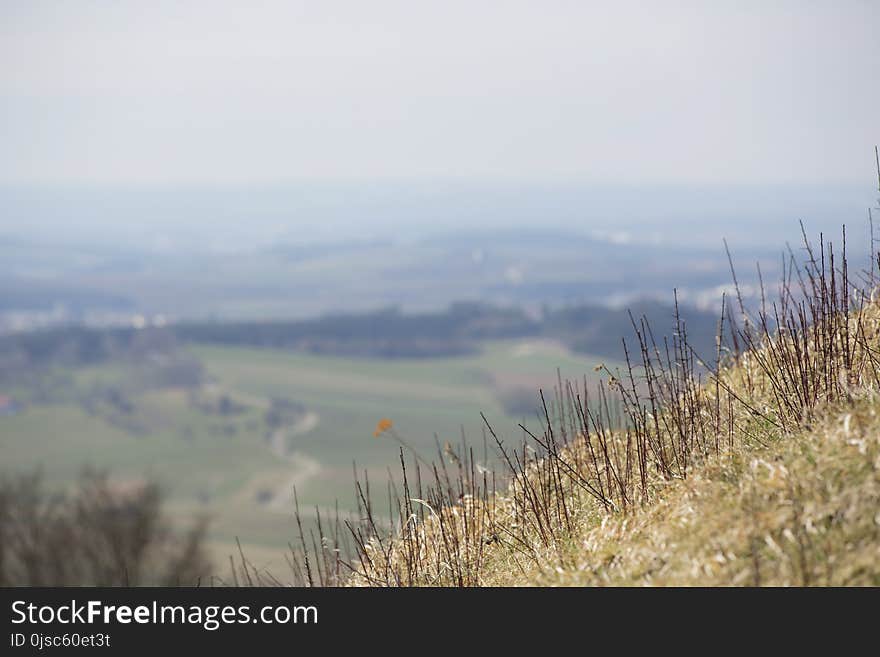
0, 300, 721, 373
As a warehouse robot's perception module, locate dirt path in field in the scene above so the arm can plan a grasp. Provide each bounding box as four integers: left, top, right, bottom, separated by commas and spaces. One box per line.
265, 411, 321, 510
266, 453, 322, 511
268, 410, 319, 458
205, 382, 324, 511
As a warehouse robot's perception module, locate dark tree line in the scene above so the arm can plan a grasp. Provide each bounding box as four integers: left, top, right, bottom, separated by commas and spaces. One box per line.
0, 300, 720, 367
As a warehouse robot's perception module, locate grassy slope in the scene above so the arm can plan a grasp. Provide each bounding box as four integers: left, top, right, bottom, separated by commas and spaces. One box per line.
481, 396, 880, 586
350, 297, 880, 587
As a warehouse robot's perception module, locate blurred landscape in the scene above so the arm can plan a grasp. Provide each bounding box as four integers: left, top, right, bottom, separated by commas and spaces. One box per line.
0, 181, 873, 571
2, 182, 873, 328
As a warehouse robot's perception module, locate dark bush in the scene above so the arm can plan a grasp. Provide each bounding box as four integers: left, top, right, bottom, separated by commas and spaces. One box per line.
0, 471, 211, 586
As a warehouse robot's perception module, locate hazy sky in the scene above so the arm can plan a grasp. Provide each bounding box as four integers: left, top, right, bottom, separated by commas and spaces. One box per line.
1, 1, 877, 186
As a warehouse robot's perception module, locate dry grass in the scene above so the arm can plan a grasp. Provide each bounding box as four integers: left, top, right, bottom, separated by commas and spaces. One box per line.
239, 221, 880, 587
481, 395, 880, 586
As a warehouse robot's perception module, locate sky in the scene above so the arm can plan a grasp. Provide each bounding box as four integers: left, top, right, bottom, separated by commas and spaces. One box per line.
1, 0, 878, 187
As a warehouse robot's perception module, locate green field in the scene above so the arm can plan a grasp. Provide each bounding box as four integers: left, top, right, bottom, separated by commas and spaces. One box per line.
0, 339, 609, 576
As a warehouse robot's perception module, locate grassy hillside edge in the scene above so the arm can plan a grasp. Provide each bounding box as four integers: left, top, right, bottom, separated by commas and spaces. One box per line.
334, 231, 880, 587
478, 395, 880, 586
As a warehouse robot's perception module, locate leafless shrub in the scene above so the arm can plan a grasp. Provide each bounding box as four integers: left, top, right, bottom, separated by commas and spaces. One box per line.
0, 470, 210, 586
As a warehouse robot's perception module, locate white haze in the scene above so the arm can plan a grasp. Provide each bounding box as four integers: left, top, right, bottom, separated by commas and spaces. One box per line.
1, 1, 877, 188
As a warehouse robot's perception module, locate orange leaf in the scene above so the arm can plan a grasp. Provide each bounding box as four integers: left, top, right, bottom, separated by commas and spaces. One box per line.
373, 418, 393, 437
